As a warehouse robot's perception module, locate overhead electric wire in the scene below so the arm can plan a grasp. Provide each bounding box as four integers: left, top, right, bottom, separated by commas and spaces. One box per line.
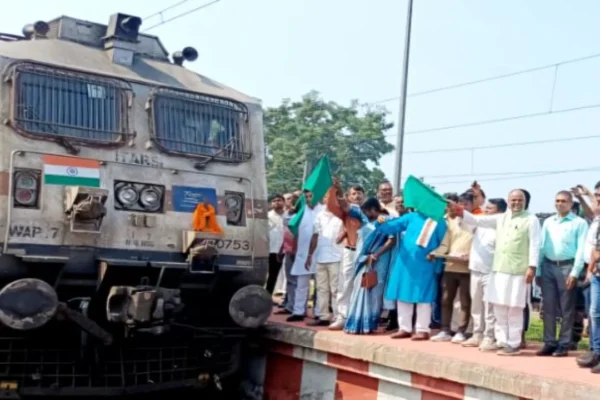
292, 130, 600, 158
143, 0, 191, 20
426, 166, 600, 186
404, 134, 600, 154
370, 51, 600, 104
404, 103, 600, 136
143, 0, 221, 32
422, 166, 600, 179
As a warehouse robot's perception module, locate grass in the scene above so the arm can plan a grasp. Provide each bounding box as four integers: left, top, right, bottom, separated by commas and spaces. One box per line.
525, 312, 589, 350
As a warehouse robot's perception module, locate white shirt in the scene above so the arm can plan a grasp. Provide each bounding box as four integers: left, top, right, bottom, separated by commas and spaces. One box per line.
313, 209, 343, 263
291, 205, 321, 276
467, 226, 497, 274
381, 201, 399, 217
268, 209, 285, 254
584, 217, 599, 264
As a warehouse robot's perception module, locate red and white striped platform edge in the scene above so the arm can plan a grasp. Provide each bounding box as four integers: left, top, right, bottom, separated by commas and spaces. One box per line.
243, 341, 523, 400
243, 318, 600, 400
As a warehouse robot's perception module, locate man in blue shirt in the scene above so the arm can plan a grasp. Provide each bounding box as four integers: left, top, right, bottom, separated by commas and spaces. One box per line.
536, 190, 588, 357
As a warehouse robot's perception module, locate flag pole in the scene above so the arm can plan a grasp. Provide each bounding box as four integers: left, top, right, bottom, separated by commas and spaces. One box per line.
393, 0, 414, 193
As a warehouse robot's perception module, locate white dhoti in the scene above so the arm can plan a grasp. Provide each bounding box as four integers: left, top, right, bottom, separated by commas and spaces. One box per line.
485, 271, 529, 348
335, 247, 356, 321
469, 271, 494, 339
293, 275, 311, 316
397, 302, 431, 334
274, 266, 287, 295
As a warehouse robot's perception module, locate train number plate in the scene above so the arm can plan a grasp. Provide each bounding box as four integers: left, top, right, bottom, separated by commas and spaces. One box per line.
196, 238, 251, 251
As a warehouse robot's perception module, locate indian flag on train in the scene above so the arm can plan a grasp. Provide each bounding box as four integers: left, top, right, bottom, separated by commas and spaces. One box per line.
42, 155, 101, 188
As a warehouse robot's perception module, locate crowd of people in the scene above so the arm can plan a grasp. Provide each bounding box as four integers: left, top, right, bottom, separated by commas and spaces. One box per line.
266, 179, 600, 374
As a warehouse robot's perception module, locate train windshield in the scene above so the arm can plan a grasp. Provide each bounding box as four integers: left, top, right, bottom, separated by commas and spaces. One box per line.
151, 89, 250, 162
12, 63, 132, 144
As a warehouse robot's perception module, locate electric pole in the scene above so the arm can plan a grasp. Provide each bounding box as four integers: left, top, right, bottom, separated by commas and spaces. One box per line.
393, 0, 414, 193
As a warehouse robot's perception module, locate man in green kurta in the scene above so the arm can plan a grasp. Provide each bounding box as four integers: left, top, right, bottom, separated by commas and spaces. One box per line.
453, 190, 541, 356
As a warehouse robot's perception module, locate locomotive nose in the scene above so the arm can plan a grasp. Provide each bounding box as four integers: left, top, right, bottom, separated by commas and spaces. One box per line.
228, 285, 272, 329
0, 278, 58, 330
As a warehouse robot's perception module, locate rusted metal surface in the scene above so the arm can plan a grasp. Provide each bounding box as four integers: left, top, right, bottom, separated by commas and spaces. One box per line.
0, 278, 58, 330
228, 285, 272, 329
56, 302, 113, 346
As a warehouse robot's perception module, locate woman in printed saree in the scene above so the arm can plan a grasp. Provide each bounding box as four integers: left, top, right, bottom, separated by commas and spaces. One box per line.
344, 198, 396, 334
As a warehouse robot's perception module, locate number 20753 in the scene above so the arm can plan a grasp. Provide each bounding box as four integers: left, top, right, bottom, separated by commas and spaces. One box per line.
199, 238, 251, 251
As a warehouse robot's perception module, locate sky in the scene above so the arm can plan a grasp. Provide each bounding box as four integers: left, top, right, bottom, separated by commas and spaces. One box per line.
2, 0, 600, 212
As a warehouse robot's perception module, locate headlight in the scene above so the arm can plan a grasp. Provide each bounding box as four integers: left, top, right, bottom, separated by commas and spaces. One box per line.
15, 188, 36, 206
13, 170, 40, 208
116, 186, 138, 206
139, 187, 161, 211
113, 180, 165, 213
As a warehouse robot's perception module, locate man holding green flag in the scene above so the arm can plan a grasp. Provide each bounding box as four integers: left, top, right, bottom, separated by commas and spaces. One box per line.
287, 156, 333, 322
375, 175, 450, 340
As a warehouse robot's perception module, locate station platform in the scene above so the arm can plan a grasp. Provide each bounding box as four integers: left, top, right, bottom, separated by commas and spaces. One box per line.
241, 311, 600, 400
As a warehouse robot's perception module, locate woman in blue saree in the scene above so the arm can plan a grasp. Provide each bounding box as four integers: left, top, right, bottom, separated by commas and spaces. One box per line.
344, 198, 396, 334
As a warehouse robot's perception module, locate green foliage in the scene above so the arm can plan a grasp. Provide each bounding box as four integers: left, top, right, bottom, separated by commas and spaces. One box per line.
265, 91, 394, 196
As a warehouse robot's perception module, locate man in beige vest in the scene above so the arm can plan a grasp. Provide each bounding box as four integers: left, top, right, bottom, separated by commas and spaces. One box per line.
452, 190, 541, 356
431, 193, 474, 344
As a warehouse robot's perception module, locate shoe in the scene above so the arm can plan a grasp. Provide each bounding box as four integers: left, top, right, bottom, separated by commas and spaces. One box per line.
451, 332, 467, 344
391, 330, 412, 339
286, 314, 305, 322
576, 351, 600, 368
536, 344, 557, 357
569, 342, 579, 351
497, 346, 521, 356
328, 319, 345, 331
429, 322, 442, 330
478, 337, 498, 352
520, 335, 527, 349
306, 319, 330, 327
496, 342, 507, 349
552, 346, 569, 357
462, 335, 482, 348
411, 332, 430, 341
430, 331, 453, 342
274, 309, 292, 315
385, 320, 399, 332
385, 310, 399, 332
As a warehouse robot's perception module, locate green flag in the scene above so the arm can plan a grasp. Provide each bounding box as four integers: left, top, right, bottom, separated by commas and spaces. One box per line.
403, 175, 447, 221
288, 155, 333, 237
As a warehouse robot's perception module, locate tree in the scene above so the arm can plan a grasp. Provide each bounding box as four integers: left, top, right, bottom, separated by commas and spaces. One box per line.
265, 91, 394, 196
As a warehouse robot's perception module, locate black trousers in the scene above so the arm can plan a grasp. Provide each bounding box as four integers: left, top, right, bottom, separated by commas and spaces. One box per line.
266, 253, 283, 295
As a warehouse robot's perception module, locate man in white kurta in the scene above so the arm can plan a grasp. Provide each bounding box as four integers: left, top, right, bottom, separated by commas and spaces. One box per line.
287, 190, 322, 322
456, 190, 540, 356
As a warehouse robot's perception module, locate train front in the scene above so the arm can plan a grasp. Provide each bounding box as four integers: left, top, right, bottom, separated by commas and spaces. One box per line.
0, 13, 271, 397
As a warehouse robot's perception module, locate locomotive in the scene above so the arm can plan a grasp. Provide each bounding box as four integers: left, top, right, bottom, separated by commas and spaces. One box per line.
0, 12, 271, 397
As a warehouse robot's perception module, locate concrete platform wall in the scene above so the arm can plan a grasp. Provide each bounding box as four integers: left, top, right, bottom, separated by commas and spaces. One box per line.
242, 321, 600, 400
242, 341, 524, 400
